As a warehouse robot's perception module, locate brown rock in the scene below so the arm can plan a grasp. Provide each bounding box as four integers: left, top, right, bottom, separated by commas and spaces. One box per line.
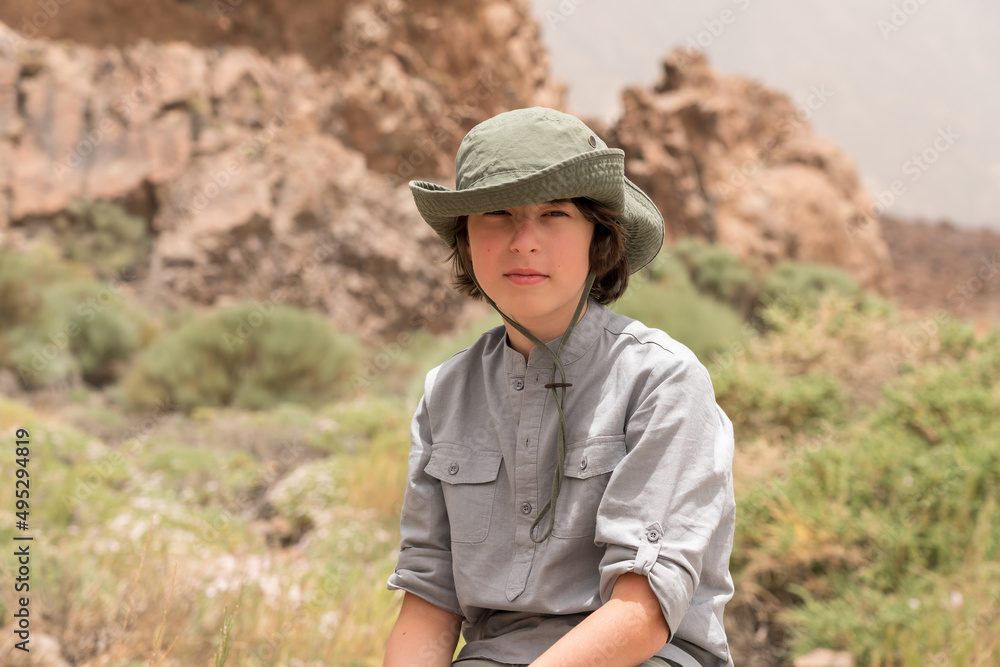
0, 0, 565, 181
0, 32, 19, 140
613, 50, 892, 291
10, 41, 93, 219
0, 2, 560, 340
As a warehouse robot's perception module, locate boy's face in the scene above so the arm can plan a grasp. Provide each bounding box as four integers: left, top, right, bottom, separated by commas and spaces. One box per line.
466, 199, 594, 332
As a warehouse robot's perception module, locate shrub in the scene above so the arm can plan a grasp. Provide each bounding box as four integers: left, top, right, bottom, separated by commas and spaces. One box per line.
614, 257, 749, 364
670, 237, 759, 315
60, 198, 153, 275
120, 302, 361, 412
877, 343, 1000, 449
757, 260, 860, 319
712, 362, 845, 441
0, 243, 149, 388
733, 331, 1000, 665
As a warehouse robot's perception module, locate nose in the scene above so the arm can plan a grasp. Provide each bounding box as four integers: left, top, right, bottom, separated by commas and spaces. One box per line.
509, 214, 541, 254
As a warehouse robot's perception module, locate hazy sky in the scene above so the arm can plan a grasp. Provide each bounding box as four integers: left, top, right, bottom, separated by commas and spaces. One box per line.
530, 0, 1000, 230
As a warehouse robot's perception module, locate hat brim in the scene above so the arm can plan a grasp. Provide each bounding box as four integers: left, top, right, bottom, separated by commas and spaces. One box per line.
410, 149, 664, 273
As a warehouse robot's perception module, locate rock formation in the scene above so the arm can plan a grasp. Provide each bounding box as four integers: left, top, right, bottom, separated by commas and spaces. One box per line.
0, 5, 892, 344
611, 50, 891, 290
0, 0, 563, 179
0, 0, 563, 339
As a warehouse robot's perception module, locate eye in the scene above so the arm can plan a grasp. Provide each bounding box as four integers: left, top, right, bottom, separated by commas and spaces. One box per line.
484, 210, 509, 216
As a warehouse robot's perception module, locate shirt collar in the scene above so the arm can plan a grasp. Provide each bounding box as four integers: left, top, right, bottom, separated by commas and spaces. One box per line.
502, 297, 609, 375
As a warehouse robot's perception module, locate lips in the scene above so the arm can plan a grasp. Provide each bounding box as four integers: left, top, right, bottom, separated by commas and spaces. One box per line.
505, 268, 547, 286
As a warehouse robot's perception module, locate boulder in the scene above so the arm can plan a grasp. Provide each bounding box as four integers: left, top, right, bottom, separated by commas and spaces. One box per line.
612, 50, 892, 290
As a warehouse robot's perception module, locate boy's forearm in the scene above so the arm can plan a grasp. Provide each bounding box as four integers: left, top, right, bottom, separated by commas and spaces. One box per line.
384, 592, 462, 667
529, 573, 670, 667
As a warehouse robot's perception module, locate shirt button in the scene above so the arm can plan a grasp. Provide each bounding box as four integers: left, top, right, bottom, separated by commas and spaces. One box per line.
646, 529, 661, 543
579, 456, 588, 471
514, 378, 524, 391
448, 462, 459, 475
521, 502, 532, 515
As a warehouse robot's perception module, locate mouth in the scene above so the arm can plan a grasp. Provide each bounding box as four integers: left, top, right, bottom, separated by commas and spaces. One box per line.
504, 268, 548, 285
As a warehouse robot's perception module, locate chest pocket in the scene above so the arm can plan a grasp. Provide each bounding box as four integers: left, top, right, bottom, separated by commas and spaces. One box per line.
425, 444, 503, 544
553, 434, 627, 539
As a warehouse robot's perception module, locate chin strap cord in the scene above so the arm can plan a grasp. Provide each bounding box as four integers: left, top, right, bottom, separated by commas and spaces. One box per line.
462, 256, 597, 543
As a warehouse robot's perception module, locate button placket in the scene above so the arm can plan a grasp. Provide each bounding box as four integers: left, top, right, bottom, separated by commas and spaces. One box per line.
506, 354, 545, 601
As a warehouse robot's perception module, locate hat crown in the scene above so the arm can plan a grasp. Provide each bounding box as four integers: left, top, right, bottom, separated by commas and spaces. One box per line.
455, 107, 610, 191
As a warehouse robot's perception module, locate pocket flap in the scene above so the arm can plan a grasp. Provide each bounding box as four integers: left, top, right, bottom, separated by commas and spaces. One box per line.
425, 444, 503, 484
563, 434, 626, 479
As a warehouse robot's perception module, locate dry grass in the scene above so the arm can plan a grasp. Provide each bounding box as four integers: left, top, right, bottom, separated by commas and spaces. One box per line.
0, 393, 411, 666
2, 275, 997, 667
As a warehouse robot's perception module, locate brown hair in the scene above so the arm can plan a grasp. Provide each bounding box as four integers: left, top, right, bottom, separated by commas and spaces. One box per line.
446, 197, 631, 304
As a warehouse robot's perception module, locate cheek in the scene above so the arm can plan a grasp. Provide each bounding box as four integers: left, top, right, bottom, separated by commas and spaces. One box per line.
570, 228, 595, 273
467, 241, 496, 275
467, 227, 489, 256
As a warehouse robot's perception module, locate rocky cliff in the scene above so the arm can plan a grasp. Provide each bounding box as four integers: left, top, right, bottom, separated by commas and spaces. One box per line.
0, 3, 891, 342
610, 50, 891, 290
0, 0, 563, 339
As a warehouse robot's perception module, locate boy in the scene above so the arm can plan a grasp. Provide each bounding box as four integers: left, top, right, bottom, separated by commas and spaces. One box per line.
384, 108, 736, 667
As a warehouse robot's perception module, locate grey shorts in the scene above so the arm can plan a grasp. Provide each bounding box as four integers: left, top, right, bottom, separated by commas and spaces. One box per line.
453, 659, 676, 667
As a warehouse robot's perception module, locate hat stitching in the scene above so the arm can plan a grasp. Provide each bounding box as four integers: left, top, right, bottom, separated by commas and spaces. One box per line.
455, 150, 625, 191
464, 168, 546, 189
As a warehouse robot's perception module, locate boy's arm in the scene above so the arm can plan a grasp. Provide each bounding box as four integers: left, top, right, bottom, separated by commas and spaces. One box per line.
387, 371, 464, 663
384, 592, 462, 667
591, 353, 735, 660
529, 573, 669, 667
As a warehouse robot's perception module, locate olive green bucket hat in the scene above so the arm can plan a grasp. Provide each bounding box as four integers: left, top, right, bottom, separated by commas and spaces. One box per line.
409, 106, 664, 272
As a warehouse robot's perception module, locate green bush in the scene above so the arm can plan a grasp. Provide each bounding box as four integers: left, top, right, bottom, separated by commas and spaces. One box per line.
60, 198, 153, 275
757, 260, 860, 318
670, 237, 758, 315
652, 241, 864, 329
120, 302, 361, 412
733, 332, 1000, 665
878, 350, 1000, 448
712, 362, 845, 440
0, 244, 149, 388
614, 255, 748, 364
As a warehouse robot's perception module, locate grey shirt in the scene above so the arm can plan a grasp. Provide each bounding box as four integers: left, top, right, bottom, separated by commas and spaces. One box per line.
387, 299, 736, 667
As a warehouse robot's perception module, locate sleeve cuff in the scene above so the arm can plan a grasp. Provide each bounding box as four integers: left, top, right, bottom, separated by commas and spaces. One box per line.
386, 546, 462, 616
599, 540, 695, 636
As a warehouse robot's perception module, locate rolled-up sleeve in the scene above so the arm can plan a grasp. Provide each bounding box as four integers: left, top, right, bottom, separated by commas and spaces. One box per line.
595, 351, 735, 637
386, 365, 462, 615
